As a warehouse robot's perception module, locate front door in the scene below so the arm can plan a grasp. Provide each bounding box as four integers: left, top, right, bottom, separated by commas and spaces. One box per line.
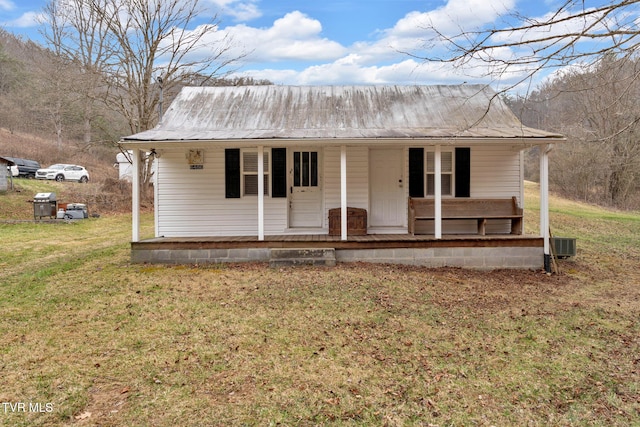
289, 149, 322, 228
370, 149, 404, 227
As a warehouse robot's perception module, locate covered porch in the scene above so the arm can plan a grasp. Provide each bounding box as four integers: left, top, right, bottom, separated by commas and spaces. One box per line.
128, 142, 554, 269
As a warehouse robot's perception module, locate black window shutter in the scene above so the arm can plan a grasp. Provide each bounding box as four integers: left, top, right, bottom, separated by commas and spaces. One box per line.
455, 147, 471, 198
408, 148, 424, 197
271, 148, 287, 198
225, 149, 240, 198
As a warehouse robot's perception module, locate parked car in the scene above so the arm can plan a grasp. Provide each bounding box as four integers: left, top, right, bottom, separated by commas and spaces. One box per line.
3, 157, 41, 178
36, 164, 90, 183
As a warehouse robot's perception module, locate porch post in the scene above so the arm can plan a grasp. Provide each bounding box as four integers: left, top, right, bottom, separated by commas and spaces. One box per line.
131, 149, 141, 242
540, 144, 553, 271
341, 145, 347, 241
434, 145, 442, 239
258, 145, 265, 241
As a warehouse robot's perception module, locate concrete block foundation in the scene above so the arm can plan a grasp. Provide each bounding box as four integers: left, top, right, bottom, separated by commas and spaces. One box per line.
132, 242, 543, 270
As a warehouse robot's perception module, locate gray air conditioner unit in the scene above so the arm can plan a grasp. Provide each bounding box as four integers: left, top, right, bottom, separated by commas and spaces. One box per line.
551, 237, 577, 258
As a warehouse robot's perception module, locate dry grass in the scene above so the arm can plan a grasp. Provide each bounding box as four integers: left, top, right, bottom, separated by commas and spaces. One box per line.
0, 184, 639, 426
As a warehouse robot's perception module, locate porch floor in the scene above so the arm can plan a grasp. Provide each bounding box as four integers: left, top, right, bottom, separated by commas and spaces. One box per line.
133, 233, 543, 250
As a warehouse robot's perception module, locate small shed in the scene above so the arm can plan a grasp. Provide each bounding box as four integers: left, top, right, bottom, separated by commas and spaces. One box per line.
116, 151, 134, 182
0, 156, 15, 192
116, 150, 156, 184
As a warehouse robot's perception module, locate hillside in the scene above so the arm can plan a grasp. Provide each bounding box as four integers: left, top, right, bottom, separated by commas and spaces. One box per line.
0, 127, 132, 215
0, 127, 118, 179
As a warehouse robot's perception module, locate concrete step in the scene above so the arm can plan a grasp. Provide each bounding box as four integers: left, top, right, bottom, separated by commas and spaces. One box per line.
269, 248, 336, 267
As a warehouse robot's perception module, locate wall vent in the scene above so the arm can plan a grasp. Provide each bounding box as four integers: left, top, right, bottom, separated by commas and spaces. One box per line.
551, 237, 577, 258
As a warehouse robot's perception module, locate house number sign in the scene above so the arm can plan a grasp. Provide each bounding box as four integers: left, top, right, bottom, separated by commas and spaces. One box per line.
187, 149, 204, 169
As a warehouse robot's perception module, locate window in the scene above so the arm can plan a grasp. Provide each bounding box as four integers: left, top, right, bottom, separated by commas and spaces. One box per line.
409, 147, 471, 198
293, 151, 318, 187
242, 151, 269, 196
226, 148, 287, 198
426, 151, 453, 196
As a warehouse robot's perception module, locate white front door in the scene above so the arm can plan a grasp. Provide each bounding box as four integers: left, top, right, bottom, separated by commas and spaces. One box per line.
370, 149, 404, 227
289, 149, 322, 228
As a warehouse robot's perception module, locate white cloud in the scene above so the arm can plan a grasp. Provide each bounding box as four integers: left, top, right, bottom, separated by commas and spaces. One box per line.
389, 0, 516, 38
339, 0, 517, 69
226, 2, 261, 21
490, 8, 612, 48
4, 11, 41, 28
0, 0, 14, 11
206, 0, 261, 22
199, 0, 529, 86
222, 11, 348, 63
236, 57, 472, 86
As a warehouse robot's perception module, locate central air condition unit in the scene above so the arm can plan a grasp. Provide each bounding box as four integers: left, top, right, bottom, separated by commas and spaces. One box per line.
551, 237, 577, 258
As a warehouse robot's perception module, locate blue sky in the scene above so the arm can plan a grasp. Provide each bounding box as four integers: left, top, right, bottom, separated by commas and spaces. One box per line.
0, 0, 625, 89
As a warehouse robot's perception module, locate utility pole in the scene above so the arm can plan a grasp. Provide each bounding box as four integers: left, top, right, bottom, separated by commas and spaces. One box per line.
157, 76, 164, 124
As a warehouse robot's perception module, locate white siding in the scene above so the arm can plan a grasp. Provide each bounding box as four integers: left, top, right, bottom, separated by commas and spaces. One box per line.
323, 146, 369, 228
156, 148, 286, 237
471, 145, 522, 234
154, 143, 523, 237
471, 145, 522, 201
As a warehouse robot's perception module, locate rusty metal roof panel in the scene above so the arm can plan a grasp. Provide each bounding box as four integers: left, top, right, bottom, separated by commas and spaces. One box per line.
122, 85, 563, 142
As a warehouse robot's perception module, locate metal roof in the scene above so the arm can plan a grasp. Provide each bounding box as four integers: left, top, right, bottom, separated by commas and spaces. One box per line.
0, 156, 16, 166
122, 85, 563, 143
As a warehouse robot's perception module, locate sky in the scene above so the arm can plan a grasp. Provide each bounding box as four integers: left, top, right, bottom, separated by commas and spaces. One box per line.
0, 0, 627, 90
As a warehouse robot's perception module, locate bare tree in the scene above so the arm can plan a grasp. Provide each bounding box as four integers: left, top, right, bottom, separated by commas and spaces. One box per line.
40, 0, 113, 146
38, 0, 243, 189
0, 36, 23, 95
41, 0, 242, 142
416, 0, 640, 208
416, 0, 640, 92
0, 35, 27, 133
90, 0, 241, 134
510, 55, 640, 207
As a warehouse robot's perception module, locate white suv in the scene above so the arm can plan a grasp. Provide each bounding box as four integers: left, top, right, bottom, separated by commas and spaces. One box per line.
36, 164, 90, 183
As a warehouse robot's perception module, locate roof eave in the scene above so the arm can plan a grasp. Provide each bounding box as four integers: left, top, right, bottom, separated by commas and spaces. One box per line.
120, 135, 565, 150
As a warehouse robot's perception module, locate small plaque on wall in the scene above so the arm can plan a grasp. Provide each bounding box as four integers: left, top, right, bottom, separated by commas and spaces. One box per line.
190, 164, 204, 170
187, 149, 204, 166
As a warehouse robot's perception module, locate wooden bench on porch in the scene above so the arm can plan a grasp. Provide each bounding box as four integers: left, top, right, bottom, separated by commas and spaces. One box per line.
408, 197, 523, 235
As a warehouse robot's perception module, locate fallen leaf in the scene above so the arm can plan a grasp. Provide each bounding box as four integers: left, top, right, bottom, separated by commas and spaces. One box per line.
75, 411, 91, 420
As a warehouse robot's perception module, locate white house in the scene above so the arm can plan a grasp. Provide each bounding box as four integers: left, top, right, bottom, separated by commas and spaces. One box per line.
121, 85, 564, 269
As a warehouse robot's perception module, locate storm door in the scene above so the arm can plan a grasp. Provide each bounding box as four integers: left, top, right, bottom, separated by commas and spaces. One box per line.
289, 149, 322, 228
369, 149, 404, 227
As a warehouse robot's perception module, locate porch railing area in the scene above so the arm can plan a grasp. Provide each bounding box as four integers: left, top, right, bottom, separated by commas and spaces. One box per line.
408, 197, 524, 235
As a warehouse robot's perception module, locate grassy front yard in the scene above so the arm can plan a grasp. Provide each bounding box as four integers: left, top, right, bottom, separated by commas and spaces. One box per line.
0, 182, 638, 426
